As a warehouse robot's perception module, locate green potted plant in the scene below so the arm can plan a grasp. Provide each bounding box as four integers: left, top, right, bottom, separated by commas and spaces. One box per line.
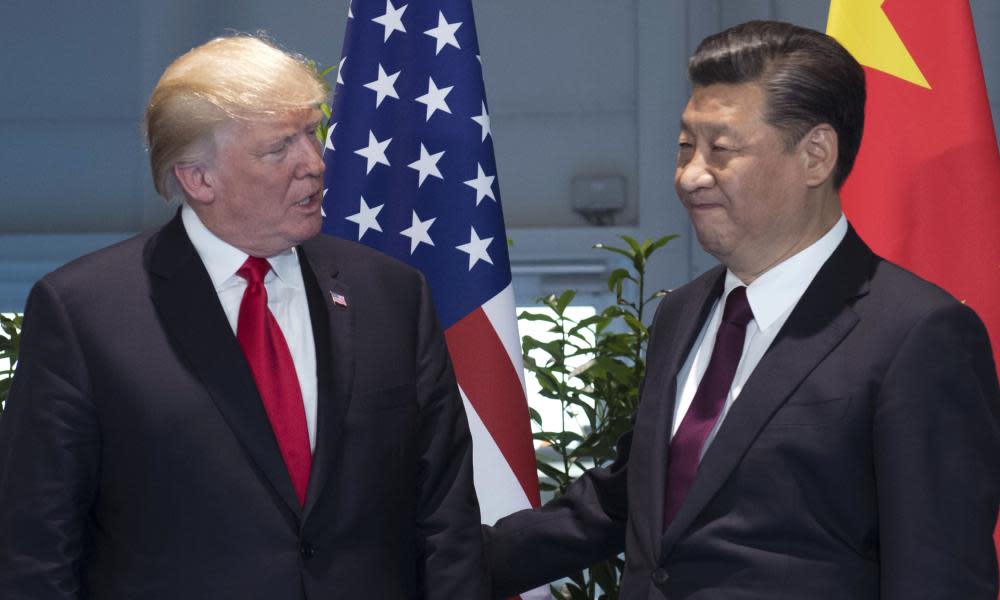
520, 234, 676, 599
0, 313, 23, 416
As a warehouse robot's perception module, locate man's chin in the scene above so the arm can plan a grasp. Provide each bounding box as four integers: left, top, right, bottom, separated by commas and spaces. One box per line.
693, 232, 733, 263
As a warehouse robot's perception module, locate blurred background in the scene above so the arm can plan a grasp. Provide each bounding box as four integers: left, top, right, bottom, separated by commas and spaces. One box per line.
2, 0, 998, 313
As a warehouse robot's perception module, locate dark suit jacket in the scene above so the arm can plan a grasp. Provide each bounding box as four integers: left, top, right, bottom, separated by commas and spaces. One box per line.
487, 228, 1000, 599
0, 215, 487, 599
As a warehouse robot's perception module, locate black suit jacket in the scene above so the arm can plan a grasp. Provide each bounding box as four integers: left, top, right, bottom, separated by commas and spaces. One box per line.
488, 228, 1000, 599
0, 215, 487, 599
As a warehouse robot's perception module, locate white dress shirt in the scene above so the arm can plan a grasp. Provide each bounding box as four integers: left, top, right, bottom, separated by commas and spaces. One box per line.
182, 205, 318, 451
671, 215, 848, 457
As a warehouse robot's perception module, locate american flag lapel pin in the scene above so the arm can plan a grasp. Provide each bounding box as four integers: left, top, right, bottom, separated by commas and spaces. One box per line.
329, 290, 348, 308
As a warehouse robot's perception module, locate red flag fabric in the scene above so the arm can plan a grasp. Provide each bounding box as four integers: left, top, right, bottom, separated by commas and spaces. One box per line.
827, 0, 1000, 592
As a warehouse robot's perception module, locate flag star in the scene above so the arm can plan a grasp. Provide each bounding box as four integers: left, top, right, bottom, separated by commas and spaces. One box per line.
399, 210, 436, 254
347, 1, 353, 19
424, 11, 462, 55
372, 0, 407, 42
415, 77, 453, 122
363, 64, 401, 108
325, 122, 336, 151
321, 188, 328, 217
828, 0, 929, 88
471, 102, 491, 142
345, 196, 384, 240
336, 56, 346, 85
463, 163, 496, 205
456, 227, 494, 270
407, 143, 445, 187
354, 130, 392, 174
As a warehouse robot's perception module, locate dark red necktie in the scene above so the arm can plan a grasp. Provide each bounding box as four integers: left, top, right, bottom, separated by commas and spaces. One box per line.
236, 256, 311, 506
664, 286, 753, 526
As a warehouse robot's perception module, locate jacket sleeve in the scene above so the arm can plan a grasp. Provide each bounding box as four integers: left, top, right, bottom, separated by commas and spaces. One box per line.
483, 430, 630, 598
412, 274, 490, 600
0, 278, 100, 599
874, 302, 1000, 599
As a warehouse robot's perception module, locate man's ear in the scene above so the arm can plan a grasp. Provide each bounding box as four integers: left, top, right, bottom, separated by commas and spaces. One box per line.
800, 124, 838, 187
174, 162, 216, 206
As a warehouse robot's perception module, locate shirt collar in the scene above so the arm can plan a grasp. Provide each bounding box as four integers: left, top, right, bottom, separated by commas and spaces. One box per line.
181, 204, 303, 291
723, 214, 848, 331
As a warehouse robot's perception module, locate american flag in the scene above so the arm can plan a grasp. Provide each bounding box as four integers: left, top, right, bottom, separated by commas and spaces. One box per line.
321, 0, 542, 579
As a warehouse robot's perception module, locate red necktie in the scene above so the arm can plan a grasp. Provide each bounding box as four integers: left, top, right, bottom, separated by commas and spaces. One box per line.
236, 256, 311, 506
664, 286, 753, 526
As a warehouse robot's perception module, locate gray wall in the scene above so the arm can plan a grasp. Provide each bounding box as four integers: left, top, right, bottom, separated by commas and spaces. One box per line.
2, 0, 998, 311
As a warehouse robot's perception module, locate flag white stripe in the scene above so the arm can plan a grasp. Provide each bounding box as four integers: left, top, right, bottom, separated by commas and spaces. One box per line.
460, 385, 533, 524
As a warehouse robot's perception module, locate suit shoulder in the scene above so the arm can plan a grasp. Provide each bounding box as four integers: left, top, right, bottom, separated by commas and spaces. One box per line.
867, 257, 968, 316
37, 228, 158, 293
301, 234, 424, 285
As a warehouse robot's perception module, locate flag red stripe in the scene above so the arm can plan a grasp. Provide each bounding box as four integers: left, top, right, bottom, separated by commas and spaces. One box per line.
445, 308, 541, 506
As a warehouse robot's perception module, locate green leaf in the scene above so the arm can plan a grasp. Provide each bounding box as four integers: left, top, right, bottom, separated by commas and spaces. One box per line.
556, 431, 584, 446
605, 268, 635, 294
592, 243, 631, 260
594, 357, 635, 384
554, 289, 577, 314
622, 313, 648, 336
646, 289, 670, 303
642, 233, 680, 258
517, 311, 559, 325
620, 235, 642, 256
536, 461, 568, 482
534, 370, 561, 393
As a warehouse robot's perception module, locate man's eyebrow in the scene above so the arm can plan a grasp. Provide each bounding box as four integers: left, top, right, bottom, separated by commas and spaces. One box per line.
678, 119, 733, 138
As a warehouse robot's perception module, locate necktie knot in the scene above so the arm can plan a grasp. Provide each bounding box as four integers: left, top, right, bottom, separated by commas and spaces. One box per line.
238, 256, 271, 285
722, 286, 753, 328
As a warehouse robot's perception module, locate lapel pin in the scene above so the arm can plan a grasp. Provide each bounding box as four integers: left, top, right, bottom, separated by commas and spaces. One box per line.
329, 291, 348, 308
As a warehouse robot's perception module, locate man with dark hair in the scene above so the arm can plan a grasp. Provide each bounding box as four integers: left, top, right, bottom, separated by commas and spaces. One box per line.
0, 35, 487, 599
487, 20, 1000, 599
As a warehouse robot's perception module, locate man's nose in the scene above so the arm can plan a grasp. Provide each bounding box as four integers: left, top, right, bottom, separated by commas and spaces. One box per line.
295, 134, 325, 178
676, 154, 715, 192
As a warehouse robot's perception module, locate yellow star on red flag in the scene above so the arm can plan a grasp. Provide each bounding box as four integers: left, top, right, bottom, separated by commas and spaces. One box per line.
827, 0, 930, 88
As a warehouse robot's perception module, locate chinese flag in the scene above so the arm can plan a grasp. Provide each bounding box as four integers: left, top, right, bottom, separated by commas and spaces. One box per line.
827, 0, 1000, 593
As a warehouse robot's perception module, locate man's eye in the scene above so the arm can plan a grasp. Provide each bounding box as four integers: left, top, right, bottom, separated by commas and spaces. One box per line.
712, 145, 731, 152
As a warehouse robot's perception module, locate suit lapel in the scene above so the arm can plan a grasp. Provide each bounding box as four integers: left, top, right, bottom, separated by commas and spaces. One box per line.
297, 241, 356, 520
146, 215, 303, 516
661, 229, 875, 552
631, 268, 723, 557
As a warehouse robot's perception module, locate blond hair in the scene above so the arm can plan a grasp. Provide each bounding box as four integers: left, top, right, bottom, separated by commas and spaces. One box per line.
144, 34, 328, 200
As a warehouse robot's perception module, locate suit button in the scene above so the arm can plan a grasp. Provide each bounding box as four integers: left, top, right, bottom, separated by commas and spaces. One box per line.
651, 567, 669, 586
300, 542, 315, 559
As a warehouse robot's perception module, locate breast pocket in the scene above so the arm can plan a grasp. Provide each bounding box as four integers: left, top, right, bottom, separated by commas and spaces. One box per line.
768, 396, 852, 427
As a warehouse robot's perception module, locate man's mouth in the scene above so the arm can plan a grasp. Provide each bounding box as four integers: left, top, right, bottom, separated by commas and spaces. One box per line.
296, 190, 322, 207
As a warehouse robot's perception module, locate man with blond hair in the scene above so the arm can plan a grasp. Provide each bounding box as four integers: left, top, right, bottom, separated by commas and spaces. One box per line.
0, 35, 487, 599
